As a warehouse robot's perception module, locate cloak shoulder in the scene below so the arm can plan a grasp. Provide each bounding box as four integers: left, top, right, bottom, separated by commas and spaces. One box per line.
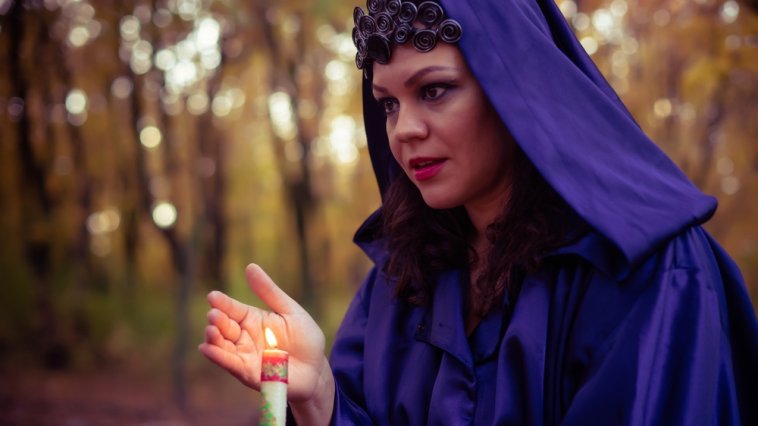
332, 226, 758, 424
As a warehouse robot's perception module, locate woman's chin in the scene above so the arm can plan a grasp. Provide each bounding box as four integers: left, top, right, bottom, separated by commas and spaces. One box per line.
420, 194, 458, 210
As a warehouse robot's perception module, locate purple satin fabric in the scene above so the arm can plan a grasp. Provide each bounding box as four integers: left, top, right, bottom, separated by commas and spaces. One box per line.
323, 0, 758, 424
328, 228, 757, 425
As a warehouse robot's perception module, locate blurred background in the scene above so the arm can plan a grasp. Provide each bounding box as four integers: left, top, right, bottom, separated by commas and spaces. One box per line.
0, 0, 756, 424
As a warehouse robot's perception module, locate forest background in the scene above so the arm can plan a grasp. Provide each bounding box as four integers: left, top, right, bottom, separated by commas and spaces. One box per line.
1, 0, 756, 424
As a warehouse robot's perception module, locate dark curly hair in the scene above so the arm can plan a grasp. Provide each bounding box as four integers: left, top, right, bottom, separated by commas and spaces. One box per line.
379, 145, 578, 317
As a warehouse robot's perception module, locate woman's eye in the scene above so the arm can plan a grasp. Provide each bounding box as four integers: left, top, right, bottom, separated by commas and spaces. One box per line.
379, 98, 398, 115
422, 84, 449, 101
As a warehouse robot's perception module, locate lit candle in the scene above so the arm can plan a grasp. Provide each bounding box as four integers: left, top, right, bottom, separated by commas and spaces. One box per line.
260, 327, 288, 426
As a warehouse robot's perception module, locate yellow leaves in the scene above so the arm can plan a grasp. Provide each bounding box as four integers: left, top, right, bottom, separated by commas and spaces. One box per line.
680, 56, 728, 106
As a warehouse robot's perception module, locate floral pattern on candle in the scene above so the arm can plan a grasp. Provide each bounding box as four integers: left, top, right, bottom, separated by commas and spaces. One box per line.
261, 352, 288, 383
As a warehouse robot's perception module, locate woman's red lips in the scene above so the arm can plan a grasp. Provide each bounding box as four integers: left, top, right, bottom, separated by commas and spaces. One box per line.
409, 157, 446, 181
409, 157, 445, 168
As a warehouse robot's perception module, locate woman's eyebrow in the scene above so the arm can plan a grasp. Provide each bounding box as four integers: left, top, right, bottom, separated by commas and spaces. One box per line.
372, 65, 457, 94
372, 84, 389, 95
403, 66, 455, 88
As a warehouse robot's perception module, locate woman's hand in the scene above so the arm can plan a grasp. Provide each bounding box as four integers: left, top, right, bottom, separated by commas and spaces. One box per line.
198, 264, 334, 424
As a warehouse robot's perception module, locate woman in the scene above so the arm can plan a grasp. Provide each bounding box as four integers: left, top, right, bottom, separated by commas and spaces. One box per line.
200, 0, 758, 424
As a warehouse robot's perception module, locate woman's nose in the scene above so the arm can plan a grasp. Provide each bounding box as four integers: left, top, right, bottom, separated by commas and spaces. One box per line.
393, 105, 428, 143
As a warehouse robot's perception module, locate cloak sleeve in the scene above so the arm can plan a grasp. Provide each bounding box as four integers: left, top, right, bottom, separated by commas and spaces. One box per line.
553, 227, 758, 425
327, 268, 377, 425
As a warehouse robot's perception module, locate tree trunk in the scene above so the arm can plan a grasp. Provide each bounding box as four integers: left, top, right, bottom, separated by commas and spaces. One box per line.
7, 2, 66, 369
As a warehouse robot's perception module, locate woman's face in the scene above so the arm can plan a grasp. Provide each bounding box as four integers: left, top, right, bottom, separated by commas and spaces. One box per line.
372, 43, 517, 226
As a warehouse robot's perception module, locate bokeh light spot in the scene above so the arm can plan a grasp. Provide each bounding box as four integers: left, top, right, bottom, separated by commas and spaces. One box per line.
7, 97, 24, 119
211, 94, 233, 117
717, 157, 735, 176
325, 60, 348, 81
721, 176, 740, 195
327, 115, 359, 165
154, 8, 173, 28
134, 4, 152, 23
573, 13, 590, 32
65, 89, 88, 115
653, 10, 670, 27
140, 126, 163, 148
87, 208, 122, 235
187, 92, 209, 115
592, 9, 614, 34
152, 202, 178, 229
580, 36, 599, 55
196, 17, 221, 51
120, 15, 141, 41
721, 1, 740, 24
316, 24, 336, 45
197, 157, 216, 178
653, 98, 673, 118
268, 91, 296, 140
156, 48, 177, 70
610, 0, 628, 17
111, 76, 134, 99
68, 25, 91, 47
559, 0, 577, 19
0, 0, 11, 15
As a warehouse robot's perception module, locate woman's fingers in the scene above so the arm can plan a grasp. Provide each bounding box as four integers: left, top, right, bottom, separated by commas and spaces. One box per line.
245, 263, 304, 316
207, 290, 250, 323
207, 308, 242, 343
204, 325, 237, 352
204, 324, 224, 346
198, 342, 248, 379
207, 264, 302, 319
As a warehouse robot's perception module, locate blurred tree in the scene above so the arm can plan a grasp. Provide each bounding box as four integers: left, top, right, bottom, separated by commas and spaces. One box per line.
6, 1, 63, 369
0, 0, 368, 410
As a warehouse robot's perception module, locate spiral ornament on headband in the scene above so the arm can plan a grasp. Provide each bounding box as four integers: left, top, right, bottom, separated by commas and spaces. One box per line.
352, 0, 463, 70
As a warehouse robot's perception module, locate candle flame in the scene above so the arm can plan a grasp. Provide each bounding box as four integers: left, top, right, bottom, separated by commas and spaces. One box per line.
264, 327, 278, 348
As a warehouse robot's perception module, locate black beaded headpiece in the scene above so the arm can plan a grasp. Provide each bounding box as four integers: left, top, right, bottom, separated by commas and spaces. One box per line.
352, 0, 463, 70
